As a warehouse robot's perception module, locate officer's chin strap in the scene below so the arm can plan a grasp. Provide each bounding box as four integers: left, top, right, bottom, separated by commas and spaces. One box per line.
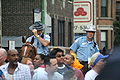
93, 41, 96, 48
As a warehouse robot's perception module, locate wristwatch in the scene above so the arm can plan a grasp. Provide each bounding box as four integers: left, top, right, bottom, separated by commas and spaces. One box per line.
36, 35, 39, 38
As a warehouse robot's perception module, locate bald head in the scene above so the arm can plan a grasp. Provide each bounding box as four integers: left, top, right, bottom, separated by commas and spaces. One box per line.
0, 48, 7, 56
7, 49, 18, 55
7, 49, 19, 64
0, 48, 7, 66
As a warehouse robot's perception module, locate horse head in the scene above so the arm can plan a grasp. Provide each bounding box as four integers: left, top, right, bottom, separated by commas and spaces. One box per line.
21, 36, 37, 61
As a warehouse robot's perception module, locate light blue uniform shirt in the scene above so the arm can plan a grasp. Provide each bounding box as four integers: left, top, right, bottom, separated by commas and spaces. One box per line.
70, 36, 99, 61
26, 34, 50, 55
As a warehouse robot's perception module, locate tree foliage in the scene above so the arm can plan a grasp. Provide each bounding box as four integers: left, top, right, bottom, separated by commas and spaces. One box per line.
113, 21, 120, 46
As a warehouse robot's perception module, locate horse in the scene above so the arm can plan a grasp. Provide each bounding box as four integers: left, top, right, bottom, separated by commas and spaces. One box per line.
20, 36, 37, 61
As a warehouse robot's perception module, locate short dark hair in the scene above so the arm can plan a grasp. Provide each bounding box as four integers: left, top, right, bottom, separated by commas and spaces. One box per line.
63, 68, 75, 80
44, 55, 56, 66
50, 48, 64, 56
7, 49, 18, 56
38, 54, 45, 60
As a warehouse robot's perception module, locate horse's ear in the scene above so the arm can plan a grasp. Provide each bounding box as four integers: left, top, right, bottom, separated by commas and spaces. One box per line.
22, 36, 26, 43
31, 37, 34, 44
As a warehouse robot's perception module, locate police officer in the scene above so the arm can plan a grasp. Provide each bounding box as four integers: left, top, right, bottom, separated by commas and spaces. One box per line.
26, 21, 50, 55
70, 24, 99, 74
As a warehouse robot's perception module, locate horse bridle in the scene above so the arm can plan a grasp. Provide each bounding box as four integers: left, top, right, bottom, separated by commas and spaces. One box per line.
22, 44, 35, 58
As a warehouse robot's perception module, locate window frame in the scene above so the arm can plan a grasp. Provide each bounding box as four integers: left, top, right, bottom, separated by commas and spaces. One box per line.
101, 0, 108, 17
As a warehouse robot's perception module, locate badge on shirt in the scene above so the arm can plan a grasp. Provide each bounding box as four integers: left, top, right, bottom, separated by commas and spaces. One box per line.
82, 42, 87, 45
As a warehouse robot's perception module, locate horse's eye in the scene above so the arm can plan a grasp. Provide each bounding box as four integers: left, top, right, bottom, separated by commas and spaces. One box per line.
30, 50, 33, 53
20, 49, 22, 52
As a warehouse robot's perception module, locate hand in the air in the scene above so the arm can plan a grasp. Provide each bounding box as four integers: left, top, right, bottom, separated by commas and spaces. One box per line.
32, 29, 38, 37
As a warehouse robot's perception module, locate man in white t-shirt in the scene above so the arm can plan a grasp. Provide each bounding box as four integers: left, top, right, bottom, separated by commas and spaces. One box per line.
32, 55, 63, 80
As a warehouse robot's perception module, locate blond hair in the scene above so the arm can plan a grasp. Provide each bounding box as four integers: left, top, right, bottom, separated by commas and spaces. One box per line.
21, 58, 32, 64
88, 52, 101, 67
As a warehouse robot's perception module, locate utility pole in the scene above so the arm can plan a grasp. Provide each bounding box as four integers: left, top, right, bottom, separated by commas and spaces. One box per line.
41, 0, 45, 24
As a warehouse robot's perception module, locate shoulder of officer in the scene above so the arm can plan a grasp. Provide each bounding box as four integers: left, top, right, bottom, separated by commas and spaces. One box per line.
75, 36, 85, 43
78, 36, 86, 40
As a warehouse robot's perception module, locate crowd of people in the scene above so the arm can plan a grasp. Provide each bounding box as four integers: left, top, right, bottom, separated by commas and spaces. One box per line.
0, 22, 116, 80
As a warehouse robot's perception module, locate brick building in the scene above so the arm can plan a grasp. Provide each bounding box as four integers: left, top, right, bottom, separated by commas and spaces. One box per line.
1, 0, 73, 48
1, 0, 120, 50
96, 0, 120, 49
73, 0, 120, 50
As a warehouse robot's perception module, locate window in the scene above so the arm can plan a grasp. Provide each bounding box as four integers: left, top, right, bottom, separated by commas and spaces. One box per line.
101, 31, 107, 49
63, 0, 65, 8
101, 0, 108, 17
116, 2, 120, 21
52, 0, 55, 4
111, 30, 113, 48
58, 20, 65, 46
68, 22, 72, 46
51, 18, 54, 46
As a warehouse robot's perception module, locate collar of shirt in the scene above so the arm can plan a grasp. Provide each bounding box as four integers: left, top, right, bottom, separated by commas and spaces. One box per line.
84, 36, 94, 44
58, 64, 65, 69
3, 62, 22, 72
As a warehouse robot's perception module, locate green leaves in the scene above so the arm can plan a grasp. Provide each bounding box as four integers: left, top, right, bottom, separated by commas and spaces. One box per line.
113, 21, 120, 46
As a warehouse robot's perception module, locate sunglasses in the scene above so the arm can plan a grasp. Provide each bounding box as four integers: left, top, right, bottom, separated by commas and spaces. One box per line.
56, 54, 65, 58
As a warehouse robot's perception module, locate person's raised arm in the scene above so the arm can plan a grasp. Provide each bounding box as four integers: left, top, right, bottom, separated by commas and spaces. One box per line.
32, 29, 50, 47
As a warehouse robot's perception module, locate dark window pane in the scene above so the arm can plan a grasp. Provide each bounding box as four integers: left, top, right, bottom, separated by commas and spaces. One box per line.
51, 18, 54, 46
58, 20, 65, 46
101, 0, 108, 17
116, 2, 120, 21
68, 22, 72, 46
